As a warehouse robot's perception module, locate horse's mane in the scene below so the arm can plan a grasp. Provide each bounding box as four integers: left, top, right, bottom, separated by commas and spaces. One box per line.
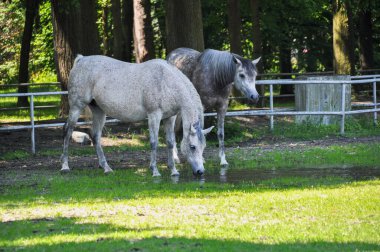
198, 49, 237, 87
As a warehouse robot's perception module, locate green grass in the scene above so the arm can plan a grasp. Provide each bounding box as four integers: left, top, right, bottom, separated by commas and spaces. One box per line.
211, 116, 380, 145
1, 116, 379, 250
0, 167, 379, 251
228, 143, 380, 169
0, 84, 61, 123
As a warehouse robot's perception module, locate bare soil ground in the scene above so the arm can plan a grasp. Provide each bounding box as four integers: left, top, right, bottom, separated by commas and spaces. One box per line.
1, 117, 380, 174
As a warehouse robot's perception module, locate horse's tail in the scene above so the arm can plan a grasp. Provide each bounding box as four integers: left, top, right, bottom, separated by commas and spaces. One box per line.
73, 54, 84, 67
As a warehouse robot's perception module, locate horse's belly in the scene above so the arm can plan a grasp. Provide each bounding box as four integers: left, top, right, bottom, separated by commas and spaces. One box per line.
93, 90, 147, 122
108, 107, 147, 122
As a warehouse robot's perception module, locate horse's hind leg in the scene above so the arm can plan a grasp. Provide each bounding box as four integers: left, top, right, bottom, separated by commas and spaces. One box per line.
163, 115, 180, 176
61, 107, 81, 172
217, 106, 228, 166
173, 113, 181, 163
89, 103, 113, 174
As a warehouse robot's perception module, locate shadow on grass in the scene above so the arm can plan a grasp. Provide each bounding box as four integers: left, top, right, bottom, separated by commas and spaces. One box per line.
1, 217, 379, 252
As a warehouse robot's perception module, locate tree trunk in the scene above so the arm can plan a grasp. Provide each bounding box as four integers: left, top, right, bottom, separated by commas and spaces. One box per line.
358, 2, 374, 70
279, 47, 293, 94
122, 0, 134, 62
165, 0, 204, 53
152, 0, 166, 58
51, 0, 100, 117
250, 0, 264, 106
332, 0, 355, 75
102, 6, 111, 56
80, 0, 101, 55
51, 0, 81, 117
250, 0, 262, 66
133, 0, 155, 63
17, 0, 40, 107
227, 0, 242, 55
111, 0, 124, 59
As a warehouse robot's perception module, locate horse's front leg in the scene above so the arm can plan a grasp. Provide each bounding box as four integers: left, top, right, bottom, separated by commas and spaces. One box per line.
163, 116, 180, 176
148, 112, 163, 177
217, 104, 228, 166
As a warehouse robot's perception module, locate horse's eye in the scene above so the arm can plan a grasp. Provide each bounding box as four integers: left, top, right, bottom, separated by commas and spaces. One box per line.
239, 74, 245, 79
190, 145, 196, 150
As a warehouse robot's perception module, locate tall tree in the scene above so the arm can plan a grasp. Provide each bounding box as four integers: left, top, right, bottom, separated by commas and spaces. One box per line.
122, 0, 134, 62
358, 0, 374, 70
101, 4, 111, 56
51, 0, 100, 117
228, 0, 242, 99
17, 0, 40, 107
279, 47, 293, 94
332, 0, 355, 75
79, 0, 101, 55
111, 0, 124, 59
133, 0, 155, 63
165, 0, 204, 53
227, 0, 242, 55
250, 0, 264, 105
250, 0, 262, 67
51, 0, 81, 117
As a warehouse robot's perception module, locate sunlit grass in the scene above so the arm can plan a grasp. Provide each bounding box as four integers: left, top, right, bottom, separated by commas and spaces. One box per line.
228, 142, 380, 169
0, 168, 379, 251
0, 84, 61, 123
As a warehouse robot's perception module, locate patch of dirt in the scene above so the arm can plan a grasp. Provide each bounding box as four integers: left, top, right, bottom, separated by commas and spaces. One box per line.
1, 117, 379, 175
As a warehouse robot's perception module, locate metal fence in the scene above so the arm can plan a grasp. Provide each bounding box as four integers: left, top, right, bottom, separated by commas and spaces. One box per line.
1, 75, 379, 154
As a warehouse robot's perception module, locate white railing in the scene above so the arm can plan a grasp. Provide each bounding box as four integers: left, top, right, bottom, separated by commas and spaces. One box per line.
1, 75, 379, 154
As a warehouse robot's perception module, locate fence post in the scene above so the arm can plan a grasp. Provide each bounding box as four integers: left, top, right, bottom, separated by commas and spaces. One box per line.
340, 83, 346, 135
29, 95, 35, 154
269, 84, 274, 130
373, 77, 378, 125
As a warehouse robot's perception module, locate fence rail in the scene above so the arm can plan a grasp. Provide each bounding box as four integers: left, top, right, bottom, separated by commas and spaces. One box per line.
1, 75, 379, 154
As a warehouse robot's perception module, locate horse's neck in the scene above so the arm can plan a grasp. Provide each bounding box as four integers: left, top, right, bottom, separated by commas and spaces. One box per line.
180, 104, 202, 132
214, 62, 236, 89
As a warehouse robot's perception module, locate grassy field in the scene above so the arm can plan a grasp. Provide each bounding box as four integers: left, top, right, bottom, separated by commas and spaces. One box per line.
1, 138, 380, 251
1, 167, 379, 251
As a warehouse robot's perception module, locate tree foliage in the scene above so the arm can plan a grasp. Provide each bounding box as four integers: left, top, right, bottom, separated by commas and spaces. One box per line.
0, 0, 379, 87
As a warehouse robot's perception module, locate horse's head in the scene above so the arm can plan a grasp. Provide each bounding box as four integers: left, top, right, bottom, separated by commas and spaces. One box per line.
232, 55, 261, 104
180, 121, 213, 176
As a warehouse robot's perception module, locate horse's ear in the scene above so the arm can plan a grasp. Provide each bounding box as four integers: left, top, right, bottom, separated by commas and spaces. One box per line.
252, 57, 261, 65
232, 55, 242, 66
190, 123, 197, 135
202, 126, 214, 135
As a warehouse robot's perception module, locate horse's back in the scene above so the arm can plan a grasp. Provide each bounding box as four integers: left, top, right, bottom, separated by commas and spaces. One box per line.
167, 48, 201, 80
68, 55, 202, 122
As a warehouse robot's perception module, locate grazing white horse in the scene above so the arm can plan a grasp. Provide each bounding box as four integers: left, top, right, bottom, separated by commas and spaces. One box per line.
61, 55, 213, 176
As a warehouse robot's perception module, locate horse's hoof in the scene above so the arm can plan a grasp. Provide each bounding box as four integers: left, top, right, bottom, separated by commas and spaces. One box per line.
220, 161, 228, 167
152, 171, 161, 177
171, 171, 180, 176
104, 168, 114, 174
60, 168, 70, 173
61, 162, 70, 173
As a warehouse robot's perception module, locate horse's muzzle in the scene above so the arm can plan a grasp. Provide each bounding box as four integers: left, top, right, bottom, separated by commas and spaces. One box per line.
193, 169, 204, 176
250, 94, 259, 104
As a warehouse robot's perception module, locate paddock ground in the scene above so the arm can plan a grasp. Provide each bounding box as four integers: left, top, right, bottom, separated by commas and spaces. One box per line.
1, 116, 380, 179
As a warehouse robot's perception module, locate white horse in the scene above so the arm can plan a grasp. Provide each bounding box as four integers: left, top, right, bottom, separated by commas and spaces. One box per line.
61, 55, 213, 176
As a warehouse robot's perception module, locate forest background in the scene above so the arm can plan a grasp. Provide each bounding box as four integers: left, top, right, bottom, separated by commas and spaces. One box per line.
0, 0, 379, 115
